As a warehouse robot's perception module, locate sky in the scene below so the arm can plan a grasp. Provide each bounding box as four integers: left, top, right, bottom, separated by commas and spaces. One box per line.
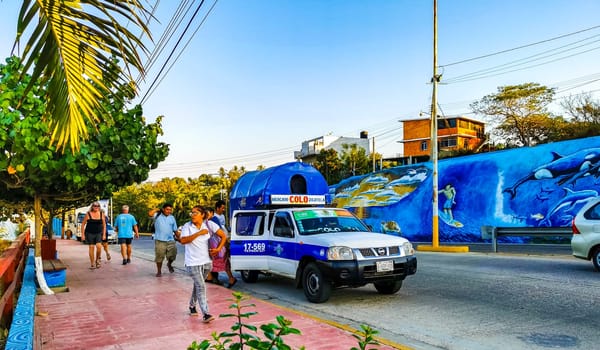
1, 1, 600, 182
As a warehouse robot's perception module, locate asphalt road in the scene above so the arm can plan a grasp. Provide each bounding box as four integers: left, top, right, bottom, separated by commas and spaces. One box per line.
118, 237, 599, 350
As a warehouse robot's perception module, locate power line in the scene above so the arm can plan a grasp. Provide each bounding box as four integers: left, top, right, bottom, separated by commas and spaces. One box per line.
140, 0, 209, 105
440, 24, 600, 67
444, 35, 600, 84
142, 0, 219, 104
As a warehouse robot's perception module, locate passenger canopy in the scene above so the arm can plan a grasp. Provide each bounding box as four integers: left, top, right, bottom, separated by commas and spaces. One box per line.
230, 162, 330, 212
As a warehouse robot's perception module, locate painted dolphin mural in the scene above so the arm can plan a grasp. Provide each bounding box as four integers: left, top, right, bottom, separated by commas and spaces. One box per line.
538, 188, 598, 226
504, 148, 600, 199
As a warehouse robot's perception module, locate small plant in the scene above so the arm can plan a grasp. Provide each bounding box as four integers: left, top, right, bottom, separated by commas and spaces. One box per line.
351, 325, 380, 350
188, 292, 382, 350
188, 291, 303, 350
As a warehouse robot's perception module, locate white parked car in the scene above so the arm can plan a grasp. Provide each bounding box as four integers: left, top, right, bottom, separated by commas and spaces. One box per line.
571, 197, 600, 271
106, 223, 117, 244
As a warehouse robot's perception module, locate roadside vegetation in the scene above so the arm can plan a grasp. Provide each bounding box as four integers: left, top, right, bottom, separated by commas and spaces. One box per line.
188, 292, 381, 350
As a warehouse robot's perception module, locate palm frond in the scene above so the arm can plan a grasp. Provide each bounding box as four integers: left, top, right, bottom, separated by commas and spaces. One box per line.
16, 0, 152, 152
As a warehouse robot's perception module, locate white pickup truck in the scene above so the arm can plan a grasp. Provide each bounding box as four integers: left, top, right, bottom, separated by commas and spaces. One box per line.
230, 205, 417, 303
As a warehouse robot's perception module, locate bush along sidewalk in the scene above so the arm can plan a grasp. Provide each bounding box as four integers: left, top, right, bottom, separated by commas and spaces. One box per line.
188, 292, 381, 350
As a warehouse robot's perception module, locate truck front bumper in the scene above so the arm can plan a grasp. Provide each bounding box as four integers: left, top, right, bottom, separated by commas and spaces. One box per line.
316, 255, 417, 287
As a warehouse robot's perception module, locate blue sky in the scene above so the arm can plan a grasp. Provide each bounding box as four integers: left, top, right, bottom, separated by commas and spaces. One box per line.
1, 1, 599, 181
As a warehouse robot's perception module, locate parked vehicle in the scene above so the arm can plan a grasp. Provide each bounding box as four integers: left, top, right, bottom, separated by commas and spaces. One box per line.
571, 197, 600, 271
231, 206, 417, 303
229, 162, 417, 303
106, 223, 117, 244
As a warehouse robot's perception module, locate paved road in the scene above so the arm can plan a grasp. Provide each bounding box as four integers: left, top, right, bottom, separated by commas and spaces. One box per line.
119, 238, 599, 350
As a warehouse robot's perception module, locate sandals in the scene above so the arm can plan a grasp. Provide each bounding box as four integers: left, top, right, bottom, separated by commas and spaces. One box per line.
107, 253, 111, 261
96, 260, 101, 269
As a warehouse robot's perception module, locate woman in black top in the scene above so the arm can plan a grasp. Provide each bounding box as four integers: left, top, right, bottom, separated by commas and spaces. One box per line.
81, 202, 106, 269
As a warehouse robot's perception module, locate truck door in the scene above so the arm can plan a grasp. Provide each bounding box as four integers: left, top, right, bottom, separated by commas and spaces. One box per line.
230, 210, 269, 272
268, 211, 298, 278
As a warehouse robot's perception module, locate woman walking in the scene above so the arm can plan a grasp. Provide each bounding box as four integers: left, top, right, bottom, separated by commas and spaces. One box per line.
81, 202, 106, 269
179, 205, 225, 323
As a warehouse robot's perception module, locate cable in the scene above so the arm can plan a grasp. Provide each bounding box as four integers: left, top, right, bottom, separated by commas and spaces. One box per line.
140, 0, 208, 105
142, 0, 219, 103
440, 24, 600, 67
445, 35, 600, 83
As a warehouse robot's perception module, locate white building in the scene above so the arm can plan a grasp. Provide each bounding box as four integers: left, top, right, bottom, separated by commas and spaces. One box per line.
295, 132, 371, 164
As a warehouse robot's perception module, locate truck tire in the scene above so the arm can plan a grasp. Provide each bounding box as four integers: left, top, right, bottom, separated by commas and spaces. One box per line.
302, 263, 331, 303
374, 280, 403, 294
240, 270, 259, 283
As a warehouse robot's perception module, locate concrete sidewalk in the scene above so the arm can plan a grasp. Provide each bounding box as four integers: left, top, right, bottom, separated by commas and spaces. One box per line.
34, 239, 404, 349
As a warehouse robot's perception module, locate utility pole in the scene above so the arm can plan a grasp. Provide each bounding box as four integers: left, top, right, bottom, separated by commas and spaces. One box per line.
372, 137, 376, 172
431, 0, 439, 248
418, 0, 468, 253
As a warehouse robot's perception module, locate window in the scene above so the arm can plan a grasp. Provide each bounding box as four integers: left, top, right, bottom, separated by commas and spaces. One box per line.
420, 141, 428, 151
440, 137, 457, 148
438, 118, 456, 129
273, 212, 294, 238
290, 175, 307, 194
234, 213, 266, 236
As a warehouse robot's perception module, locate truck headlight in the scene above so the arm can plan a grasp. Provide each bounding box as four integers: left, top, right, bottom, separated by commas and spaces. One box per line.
402, 242, 414, 256
327, 246, 355, 260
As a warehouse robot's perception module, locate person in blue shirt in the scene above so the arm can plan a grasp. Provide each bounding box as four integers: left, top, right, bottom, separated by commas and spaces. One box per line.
152, 203, 179, 277
114, 205, 139, 265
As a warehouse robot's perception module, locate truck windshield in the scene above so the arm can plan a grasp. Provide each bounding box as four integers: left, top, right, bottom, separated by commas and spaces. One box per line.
293, 209, 369, 235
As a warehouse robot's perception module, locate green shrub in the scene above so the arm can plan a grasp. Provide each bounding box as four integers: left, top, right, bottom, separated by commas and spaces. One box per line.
188, 292, 381, 350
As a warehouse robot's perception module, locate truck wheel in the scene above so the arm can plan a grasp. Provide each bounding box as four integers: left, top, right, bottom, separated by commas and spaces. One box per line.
302, 263, 331, 303
240, 270, 259, 283
374, 280, 403, 294
592, 247, 600, 272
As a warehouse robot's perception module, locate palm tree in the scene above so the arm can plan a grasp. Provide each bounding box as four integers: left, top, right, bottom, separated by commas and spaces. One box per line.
14, 0, 153, 151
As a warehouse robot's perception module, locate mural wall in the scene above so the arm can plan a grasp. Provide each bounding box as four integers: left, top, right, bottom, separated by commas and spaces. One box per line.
329, 136, 600, 243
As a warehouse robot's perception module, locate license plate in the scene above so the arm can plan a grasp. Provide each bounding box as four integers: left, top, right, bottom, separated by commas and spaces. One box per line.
376, 260, 394, 272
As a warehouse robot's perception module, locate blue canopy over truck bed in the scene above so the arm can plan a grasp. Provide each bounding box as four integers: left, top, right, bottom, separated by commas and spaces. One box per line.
229, 162, 329, 214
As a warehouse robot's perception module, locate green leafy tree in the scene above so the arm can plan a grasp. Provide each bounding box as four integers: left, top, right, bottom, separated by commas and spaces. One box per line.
470, 83, 556, 147
12, 0, 152, 151
313, 149, 343, 185
0, 56, 168, 255
553, 94, 600, 140
340, 144, 370, 177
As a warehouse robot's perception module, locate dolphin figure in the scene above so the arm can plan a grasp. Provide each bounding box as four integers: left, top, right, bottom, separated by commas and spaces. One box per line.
504, 148, 600, 199
538, 188, 598, 227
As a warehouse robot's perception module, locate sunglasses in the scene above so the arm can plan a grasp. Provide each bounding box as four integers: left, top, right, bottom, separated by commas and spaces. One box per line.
92, 205, 100, 207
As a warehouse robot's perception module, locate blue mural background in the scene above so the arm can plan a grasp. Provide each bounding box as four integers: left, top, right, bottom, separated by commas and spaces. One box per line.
330, 136, 600, 243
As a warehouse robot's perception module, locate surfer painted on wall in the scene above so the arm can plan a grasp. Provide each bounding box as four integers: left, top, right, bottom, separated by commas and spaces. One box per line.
440, 183, 463, 227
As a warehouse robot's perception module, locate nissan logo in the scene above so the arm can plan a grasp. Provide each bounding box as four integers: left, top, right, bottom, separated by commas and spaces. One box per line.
377, 247, 386, 256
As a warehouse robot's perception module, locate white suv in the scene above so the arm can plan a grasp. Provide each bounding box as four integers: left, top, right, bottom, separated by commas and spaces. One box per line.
571, 197, 600, 271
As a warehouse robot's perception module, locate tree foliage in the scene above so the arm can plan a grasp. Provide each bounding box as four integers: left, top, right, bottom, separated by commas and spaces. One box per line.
470, 83, 556, 147
0, 56, 169, 215
340, 143, 370, 177
313, 149, 343, 185
13, 0, 153, 151
112, 167, 248, 231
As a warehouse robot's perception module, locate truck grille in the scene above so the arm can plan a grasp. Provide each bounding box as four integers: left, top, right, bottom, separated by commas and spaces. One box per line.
358, 246, 400, 257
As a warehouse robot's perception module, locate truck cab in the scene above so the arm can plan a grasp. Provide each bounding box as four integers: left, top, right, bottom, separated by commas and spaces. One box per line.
228, 162, 417, 303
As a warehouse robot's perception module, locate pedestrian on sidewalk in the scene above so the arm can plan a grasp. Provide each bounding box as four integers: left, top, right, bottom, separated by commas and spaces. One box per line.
114, 205, 139, 265
151, 203, 178, 277
179, 205, 220, 323
205, 205, 236, 288
80, 201, 106, 269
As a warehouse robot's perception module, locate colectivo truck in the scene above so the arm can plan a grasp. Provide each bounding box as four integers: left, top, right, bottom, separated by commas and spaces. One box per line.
228, 162, 417, 303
